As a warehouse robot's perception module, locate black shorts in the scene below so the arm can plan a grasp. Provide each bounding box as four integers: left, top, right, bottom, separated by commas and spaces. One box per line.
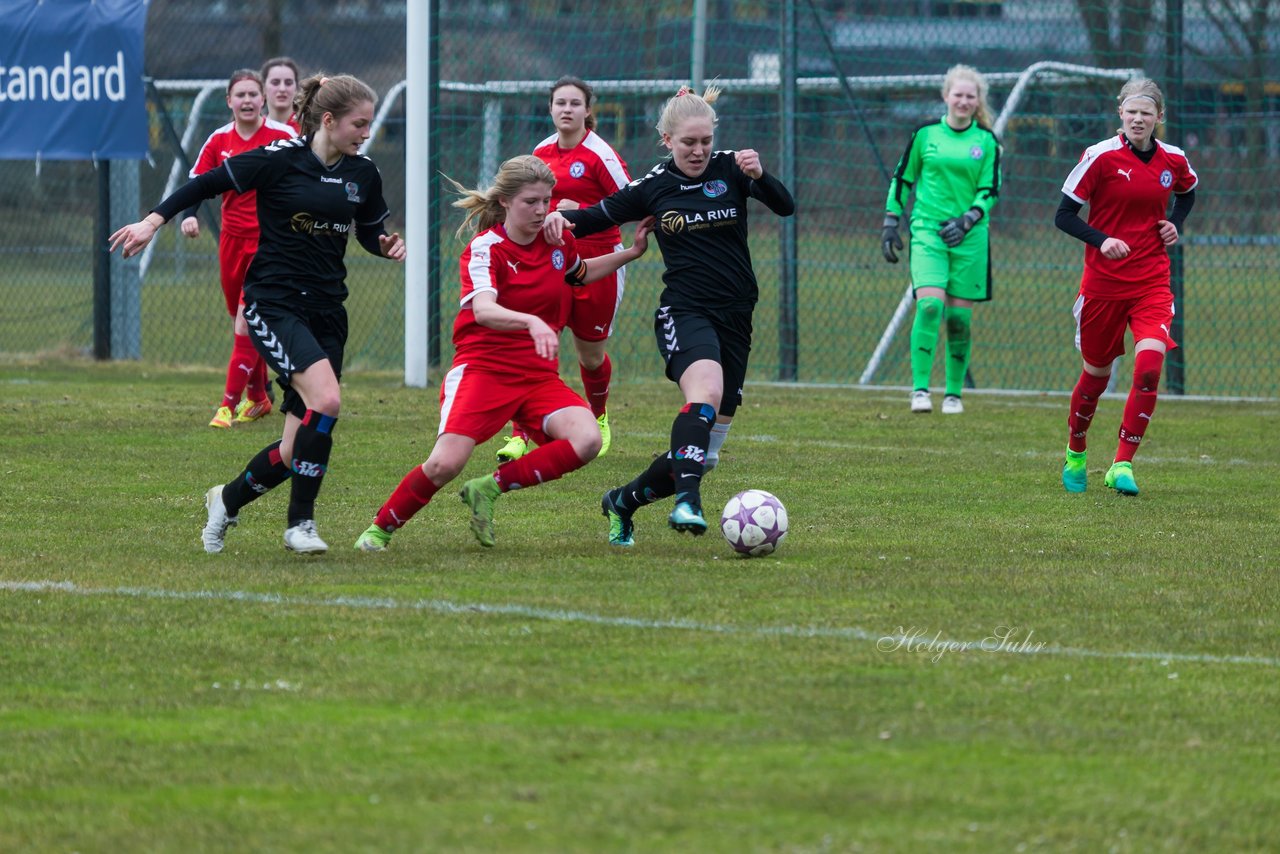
244, 298, 347, 418
653, 305, 752, 419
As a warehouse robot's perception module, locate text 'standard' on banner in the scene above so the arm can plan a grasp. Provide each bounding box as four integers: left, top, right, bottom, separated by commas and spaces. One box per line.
0, 0, 149, 160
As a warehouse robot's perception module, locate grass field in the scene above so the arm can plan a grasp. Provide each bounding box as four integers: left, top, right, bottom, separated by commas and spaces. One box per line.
2, 357, 1279, 851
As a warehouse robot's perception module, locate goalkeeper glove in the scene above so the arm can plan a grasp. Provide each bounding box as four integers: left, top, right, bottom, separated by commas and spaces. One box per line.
881, 214, 904, 264
938, 208, 983, 248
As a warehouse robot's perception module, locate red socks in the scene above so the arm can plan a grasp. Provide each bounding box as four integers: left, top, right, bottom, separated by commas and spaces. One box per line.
246, 355, 269, 403
1115, 349, 1164, 463
374, 465, 441, 532
222, 334, 259, 407
1067, 371, 1110, 452
579, 355, 612, 418
495, 438, 585, 491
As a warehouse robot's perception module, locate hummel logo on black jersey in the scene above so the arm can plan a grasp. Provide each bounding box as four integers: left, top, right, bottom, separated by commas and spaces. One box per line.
320, 176, 343, 184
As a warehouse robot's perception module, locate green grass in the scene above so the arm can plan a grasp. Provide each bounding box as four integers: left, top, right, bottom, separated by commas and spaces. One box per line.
2, 358, 1279, 851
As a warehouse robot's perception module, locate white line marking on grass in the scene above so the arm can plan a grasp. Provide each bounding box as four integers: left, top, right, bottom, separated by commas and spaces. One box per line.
5, 580, 1278, 668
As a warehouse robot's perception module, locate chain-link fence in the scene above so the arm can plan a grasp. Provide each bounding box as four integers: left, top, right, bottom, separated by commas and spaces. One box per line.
4, 0, 1277, 396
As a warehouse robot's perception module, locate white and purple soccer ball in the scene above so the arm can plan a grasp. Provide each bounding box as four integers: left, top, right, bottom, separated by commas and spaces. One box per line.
720, 489, 789, 557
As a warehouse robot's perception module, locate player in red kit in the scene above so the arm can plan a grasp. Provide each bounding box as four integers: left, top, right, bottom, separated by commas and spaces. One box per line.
182, 69, 296, 429
495, 76, 634, 464
354, 155, 653, 552
260, 57, 302, 134
1055, 78, 1198, 495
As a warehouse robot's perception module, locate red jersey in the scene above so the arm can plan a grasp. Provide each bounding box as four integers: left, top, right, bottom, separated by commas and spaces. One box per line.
533, 130, 630, 252
1062, 133, 1198, 299
452, 226, 582, 375
190, 119, 296, 237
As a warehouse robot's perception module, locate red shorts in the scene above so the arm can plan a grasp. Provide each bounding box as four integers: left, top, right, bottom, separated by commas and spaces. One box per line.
1073, 289, 1178, 366
437, 363, 589, 444
219, 232, 258, 316
567, 242, 625, 343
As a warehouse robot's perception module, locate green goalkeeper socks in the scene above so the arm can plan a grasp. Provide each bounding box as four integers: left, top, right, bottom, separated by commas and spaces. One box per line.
910, 296, 944, 391
944, 304, 973, 397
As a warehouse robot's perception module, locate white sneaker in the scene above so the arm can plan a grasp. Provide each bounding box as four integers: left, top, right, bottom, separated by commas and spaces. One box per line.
941, 394, 964, 415
910, 390, 933, 413
284, 519, 328, 554
202, 485, 238, 554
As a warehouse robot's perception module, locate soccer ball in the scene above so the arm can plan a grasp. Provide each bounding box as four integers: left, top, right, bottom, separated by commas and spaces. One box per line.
720, 489, 788, 557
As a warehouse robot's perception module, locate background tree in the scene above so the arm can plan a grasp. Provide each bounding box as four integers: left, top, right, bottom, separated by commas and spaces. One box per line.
1186, 0, 1275, 171
1076, 0, 1158, 70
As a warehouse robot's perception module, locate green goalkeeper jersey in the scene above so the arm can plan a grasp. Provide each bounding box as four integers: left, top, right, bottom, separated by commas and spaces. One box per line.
885, 118, 1001, 229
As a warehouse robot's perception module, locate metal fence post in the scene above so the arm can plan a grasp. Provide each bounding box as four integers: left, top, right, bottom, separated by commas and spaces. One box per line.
94, 160, 112, 360
110, 159, 141, 359
778, 0, 798, 381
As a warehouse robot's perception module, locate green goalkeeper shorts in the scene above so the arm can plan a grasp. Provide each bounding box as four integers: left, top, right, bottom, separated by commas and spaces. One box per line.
908, 222, 992, 302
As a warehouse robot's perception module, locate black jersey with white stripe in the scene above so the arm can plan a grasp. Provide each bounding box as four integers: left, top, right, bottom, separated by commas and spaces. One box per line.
563, 150, 794, 311
223, 137, 390, 305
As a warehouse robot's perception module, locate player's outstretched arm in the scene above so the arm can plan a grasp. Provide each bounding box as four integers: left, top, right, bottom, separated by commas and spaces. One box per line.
113, 168, 236, 258
576, 216, 655, 285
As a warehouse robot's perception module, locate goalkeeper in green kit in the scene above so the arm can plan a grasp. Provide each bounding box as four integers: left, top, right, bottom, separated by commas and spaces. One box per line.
881, 64, 1001, 414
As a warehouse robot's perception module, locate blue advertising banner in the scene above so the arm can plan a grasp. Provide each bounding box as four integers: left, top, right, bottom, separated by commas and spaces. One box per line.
0, 0, 149, 160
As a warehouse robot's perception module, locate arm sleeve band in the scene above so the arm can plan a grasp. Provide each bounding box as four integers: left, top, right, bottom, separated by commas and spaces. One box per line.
1168, 187, 1196, 233
564, 257, 588, 286
1054, 193, 1108, 249
152, 167, 236, 222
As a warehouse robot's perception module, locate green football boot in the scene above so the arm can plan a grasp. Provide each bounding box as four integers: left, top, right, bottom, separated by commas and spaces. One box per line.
1062, 448, 1088, 493
459, 475, 502, 547
1104, 461, 1139, 496
495, 434, 528, 464
354, 524, 393, 552
600, 488, 635, 547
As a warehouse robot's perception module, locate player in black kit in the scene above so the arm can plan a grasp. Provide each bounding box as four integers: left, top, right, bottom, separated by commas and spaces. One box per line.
110, 74, 406, 555
543, 84, 795, 546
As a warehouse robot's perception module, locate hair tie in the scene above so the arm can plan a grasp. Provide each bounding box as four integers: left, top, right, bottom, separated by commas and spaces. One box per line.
319, 77, 329, 87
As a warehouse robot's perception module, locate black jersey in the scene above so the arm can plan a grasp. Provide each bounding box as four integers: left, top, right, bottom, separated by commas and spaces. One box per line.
222, 137, 390, 305
564, 150, 794, 311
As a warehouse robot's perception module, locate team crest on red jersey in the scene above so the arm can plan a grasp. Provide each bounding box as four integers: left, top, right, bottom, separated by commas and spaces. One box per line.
569, 161, 585, 178
1159, 170, 1173, 188
551, 249, 565, 270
